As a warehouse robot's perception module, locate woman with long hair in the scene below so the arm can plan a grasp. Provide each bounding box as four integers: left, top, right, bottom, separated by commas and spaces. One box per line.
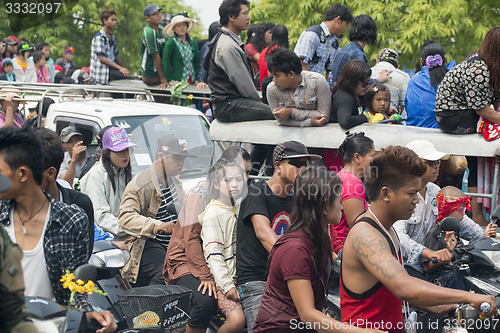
405, 41, 455, 128
435, 26, 500, 134
254, 166, 383, 333
327, 132, 374, 253
258, 24, 289, 90
246, 22, 274, 85
80, 126, 136, 240
162, 14, 200, 87
330, 59, 371, 129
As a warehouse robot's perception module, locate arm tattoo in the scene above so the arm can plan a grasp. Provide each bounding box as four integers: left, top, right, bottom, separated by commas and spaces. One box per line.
352, 225, 406, 281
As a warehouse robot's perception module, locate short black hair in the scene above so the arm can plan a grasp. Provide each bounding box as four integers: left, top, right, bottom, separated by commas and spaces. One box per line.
54, 72, 65, 83
0, 127, 43, 185
35, 41, 49, 51
35, 128, 64, 174
325, 4, 353, 22
100, 8, 116, 25
33, 50, 45, 64
208, 21, 222, 41
349, 14, 377, 45
219, 0, 249, 26
266, 48, 302, 75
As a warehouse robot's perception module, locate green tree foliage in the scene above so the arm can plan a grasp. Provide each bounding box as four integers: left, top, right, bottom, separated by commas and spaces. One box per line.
0, 0, 201, 73
250, 0, 499, 70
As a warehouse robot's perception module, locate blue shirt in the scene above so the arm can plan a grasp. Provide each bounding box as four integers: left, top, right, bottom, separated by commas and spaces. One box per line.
330, 41, 367, 87
198, 41, 209, 83
405, 61, 456, 128
294, 22, 338, 77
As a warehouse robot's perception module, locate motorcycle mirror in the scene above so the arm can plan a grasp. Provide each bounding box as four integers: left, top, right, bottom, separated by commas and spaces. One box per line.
491, 205, 500, 222
439, 217, 461, 234
74, 264, 98, 283
167, 202, 182, 216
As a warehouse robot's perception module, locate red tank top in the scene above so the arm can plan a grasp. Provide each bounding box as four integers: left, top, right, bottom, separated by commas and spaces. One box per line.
340, 217, 404, 333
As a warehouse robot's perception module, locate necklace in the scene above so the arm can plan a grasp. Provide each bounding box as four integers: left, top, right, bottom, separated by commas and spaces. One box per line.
16, 198, 47, 235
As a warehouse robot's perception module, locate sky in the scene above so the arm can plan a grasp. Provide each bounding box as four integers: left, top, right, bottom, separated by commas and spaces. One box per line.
184, 0, 224, 33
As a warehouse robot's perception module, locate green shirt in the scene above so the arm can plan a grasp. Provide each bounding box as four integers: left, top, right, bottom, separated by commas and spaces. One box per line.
140, 24, 166, 78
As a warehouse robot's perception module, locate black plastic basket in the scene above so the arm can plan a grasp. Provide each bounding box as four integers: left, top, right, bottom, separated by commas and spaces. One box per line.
118, 285, 191, 331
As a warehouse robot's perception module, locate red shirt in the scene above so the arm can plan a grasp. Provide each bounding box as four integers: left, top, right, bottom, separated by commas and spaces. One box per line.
340, 217, 404, 333
254, 230, 328, 332
258, 45, 277, 90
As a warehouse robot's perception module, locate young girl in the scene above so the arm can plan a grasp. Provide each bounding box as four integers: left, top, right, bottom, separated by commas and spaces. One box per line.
80, 126, 136, 240
363, 83, 391, 123
33, 50, 51, 83
254, 167, 382, 333
200, 159, 247, 333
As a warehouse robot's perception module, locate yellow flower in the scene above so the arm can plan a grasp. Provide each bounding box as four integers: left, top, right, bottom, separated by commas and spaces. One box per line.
84, 281, 95, 289
76, 279, 84, 286
187, 94, 193, 100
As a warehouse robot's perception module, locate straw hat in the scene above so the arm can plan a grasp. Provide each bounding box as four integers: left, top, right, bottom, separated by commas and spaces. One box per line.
0, 89, 27, 104
162, 15, 196, 38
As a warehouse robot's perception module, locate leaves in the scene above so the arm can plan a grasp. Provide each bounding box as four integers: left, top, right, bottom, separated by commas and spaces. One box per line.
0, 0, 200, 73
250, 0, 499, 71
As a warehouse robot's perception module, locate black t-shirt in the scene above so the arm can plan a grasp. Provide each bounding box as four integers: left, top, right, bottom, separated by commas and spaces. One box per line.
331, 88, 367, 129
236, 180, 294, 285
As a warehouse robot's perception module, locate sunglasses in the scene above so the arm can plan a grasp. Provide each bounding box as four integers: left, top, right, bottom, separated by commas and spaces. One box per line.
425, 160, 441, 168
286, 158, 310, 168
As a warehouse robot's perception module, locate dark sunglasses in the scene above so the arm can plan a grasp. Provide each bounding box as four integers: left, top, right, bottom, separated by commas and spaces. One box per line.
425, 160, 441, 168
287, 158, 310, 168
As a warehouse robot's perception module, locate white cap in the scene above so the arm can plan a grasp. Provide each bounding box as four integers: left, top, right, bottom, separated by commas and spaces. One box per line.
406, 140, 450, 161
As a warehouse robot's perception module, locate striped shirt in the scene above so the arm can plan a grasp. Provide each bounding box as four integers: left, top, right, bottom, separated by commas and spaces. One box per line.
140, 24, 166, 78
155, 181, 178, 249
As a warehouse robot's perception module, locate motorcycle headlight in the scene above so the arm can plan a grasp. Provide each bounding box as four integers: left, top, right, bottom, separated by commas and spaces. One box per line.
32, 317, 66, 333
90, 248, 131, 269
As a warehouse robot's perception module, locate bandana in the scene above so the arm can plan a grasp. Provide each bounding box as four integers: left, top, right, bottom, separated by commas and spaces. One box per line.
63, 46, 74, 56
436, 193, 471, 223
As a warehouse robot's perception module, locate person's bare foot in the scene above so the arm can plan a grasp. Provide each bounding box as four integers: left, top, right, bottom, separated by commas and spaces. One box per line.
311, 115, 327, 127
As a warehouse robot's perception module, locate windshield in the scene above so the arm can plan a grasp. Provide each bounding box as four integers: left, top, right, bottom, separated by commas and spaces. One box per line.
112, 114, 217, 178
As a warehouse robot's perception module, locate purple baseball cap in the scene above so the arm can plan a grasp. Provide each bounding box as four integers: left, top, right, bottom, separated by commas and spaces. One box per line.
102, 127, 137, 152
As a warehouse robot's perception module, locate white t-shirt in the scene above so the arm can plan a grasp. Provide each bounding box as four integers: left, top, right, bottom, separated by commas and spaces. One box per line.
6, 205, 55, 300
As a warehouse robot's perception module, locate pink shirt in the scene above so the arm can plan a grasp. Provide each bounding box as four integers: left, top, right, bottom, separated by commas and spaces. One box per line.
327, 170, 367, 253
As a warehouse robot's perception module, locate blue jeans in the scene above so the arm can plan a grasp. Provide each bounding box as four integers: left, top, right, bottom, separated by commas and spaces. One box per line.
238, 281, 266, 333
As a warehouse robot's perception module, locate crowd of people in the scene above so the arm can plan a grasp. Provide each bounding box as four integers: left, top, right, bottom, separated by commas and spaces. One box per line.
1, 0, 500, 332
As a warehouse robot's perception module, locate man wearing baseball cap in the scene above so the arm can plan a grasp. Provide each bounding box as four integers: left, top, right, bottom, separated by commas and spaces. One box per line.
119, 134, 192, 286
236, 140, 321, 331
140, 4, 168, 90
371, 47, 410, 115
58, 126, 92, 187
3, 37, 17, 59
394, 139, 452, 276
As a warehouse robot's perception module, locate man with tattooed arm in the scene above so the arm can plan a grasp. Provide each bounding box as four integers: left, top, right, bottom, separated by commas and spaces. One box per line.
340, 146, 496, 333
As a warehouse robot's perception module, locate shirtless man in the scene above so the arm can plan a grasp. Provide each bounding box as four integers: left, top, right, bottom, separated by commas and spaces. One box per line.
341, 146, 496, 333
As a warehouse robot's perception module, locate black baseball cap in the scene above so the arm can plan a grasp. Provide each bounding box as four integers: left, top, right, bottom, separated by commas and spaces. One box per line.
143, 4, 162, 16
273, 141, 322, 163
157, 134, 194, 157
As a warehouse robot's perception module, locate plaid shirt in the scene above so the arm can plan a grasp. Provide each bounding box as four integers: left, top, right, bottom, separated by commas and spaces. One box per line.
90, 28, 118, 84
0, 194, 92, 311
294, 22, 338, 79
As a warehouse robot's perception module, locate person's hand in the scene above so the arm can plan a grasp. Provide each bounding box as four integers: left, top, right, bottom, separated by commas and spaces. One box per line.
168, 80, 179, 88
118, 66, 131, 77
484, 223, 497, 238
158, 222, 175, 235
225, 287, 240, 302
273, 107, 292, 120
86, 311, 117, 333
158, 79, 169, 90
426, 248, 452, 264
72, 141, 87, 164
468, 294, 497, 318
331, 251, 338, 264
387, 105, 398, 116
196, 82, 208, 89
378, 69, 392, 83
198, 280, 218, 299
311, 115, 327, 127
444, 231, 458, 252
